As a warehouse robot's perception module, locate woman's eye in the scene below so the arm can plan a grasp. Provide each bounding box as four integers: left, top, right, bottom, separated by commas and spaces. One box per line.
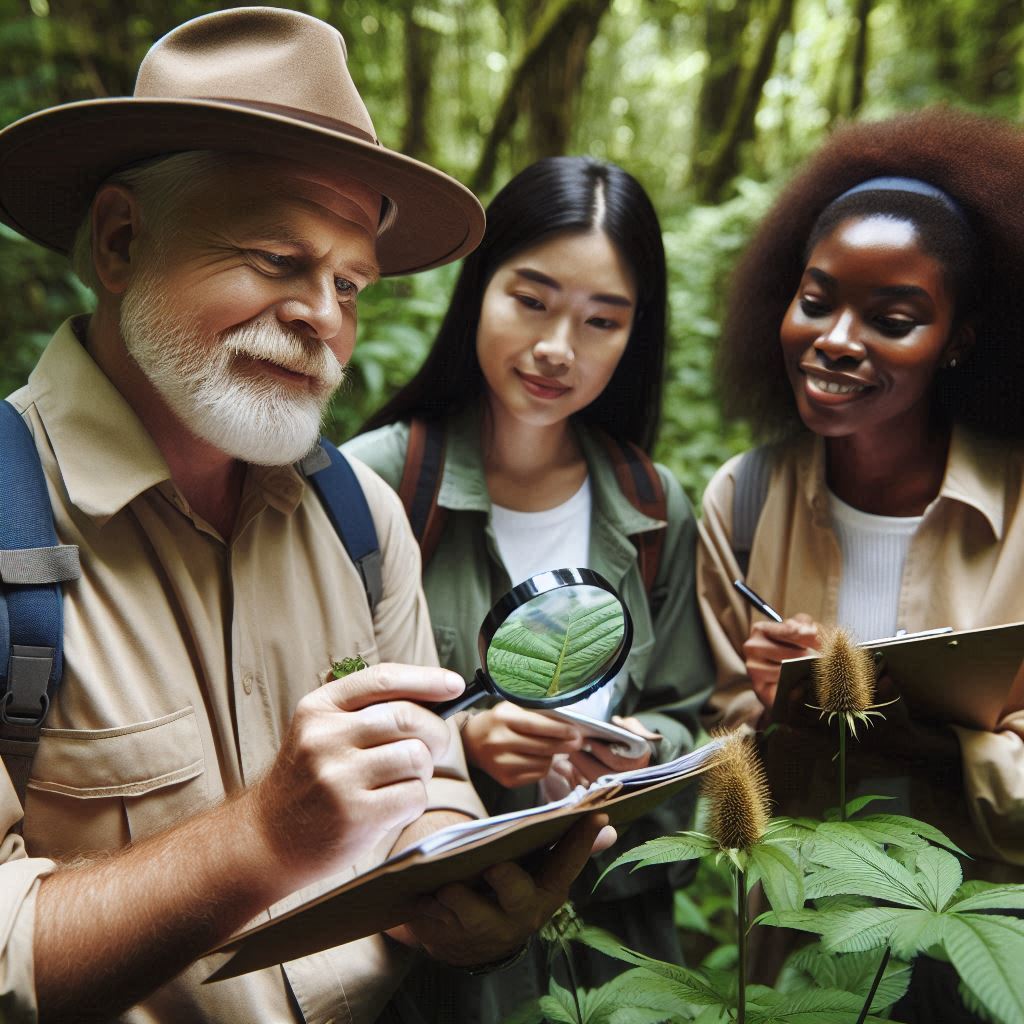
514, 294, 545, 311
875, 316, 915, 337
587, 317, 619, 331
799, 297, 829, 317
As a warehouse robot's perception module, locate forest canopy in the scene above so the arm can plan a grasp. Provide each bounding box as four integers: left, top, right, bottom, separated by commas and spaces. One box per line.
1, 0, 1020, 499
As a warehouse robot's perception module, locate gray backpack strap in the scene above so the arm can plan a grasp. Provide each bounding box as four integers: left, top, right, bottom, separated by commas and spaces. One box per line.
731, 445, 773, 577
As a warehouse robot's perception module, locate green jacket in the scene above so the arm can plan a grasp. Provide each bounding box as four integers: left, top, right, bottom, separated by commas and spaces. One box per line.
343, 406, 713, 897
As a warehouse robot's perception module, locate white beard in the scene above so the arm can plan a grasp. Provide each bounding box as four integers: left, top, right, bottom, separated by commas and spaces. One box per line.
120, 270, 346, 466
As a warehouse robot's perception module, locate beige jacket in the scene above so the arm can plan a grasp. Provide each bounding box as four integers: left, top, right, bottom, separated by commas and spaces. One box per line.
0, 320, 485, 1024
698, 428, 1024, 873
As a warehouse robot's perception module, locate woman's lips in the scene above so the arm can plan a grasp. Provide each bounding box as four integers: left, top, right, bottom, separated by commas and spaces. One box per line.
800, 367, 874, 404
516, 369, 570, 399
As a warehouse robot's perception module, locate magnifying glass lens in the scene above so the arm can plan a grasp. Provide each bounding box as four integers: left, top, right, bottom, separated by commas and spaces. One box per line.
485, 585, 625, 703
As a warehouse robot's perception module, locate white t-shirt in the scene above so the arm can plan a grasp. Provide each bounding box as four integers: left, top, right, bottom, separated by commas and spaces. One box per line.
828, 490, 923, 642
491, 477, 616, 723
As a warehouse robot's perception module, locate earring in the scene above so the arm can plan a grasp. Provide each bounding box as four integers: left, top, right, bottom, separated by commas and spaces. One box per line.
947, 357, 958, 369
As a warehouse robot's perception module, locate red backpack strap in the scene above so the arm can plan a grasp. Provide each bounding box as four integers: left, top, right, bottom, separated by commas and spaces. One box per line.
398, 418, 448, 567
594, 429, 667, 598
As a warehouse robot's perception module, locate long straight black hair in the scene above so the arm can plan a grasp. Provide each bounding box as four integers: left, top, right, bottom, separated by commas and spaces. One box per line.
360, 156, 668, 452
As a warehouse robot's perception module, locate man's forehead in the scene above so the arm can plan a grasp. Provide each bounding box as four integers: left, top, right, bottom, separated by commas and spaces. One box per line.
200, 154, 384, 239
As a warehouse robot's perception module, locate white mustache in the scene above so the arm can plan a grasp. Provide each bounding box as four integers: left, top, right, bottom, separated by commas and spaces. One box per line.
222, 320, 345, 390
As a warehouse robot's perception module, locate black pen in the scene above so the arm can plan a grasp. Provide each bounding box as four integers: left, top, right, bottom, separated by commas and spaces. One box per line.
732, 579, 784, 623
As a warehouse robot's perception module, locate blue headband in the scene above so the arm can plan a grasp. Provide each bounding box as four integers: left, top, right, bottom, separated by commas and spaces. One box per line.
828, 176, 968, 224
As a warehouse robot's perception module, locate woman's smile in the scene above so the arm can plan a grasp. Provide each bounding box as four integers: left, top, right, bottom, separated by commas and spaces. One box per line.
515, 369, 571, 399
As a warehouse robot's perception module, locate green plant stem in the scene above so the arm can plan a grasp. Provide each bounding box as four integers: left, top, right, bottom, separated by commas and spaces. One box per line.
839, 715, 848, 821
856, 944, 891, 1024
736, 867, 747, 1024
560, 942, 583, 1023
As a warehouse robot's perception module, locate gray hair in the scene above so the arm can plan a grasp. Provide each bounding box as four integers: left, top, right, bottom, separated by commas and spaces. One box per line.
71, 151, 228, 292
70, 150, 396, 293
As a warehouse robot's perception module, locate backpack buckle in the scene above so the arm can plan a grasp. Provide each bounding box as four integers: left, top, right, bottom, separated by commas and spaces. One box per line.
1, 644, 53, 728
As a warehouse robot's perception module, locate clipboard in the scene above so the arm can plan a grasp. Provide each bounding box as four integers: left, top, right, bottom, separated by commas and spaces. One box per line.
776, 620, 1024, 732
203, 739, 722, 982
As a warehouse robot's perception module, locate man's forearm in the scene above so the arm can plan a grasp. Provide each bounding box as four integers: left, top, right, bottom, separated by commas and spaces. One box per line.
33, 789, 284, 1023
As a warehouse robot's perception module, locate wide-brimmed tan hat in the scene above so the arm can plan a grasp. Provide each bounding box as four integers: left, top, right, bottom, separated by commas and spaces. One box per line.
0, 6, 484, 276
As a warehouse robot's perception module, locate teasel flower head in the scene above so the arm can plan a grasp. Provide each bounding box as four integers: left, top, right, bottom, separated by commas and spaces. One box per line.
703, 730, 771, 853
809, 626, 896, 735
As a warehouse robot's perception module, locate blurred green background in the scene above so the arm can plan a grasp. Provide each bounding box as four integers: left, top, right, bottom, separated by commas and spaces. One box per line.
2, 0, 1021, 501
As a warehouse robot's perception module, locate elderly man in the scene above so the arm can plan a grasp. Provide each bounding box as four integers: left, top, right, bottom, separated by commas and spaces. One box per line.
0, 8, 608, 1023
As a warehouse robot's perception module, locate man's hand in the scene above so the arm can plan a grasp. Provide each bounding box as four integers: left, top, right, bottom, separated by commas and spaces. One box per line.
461, 702, 584, 788
249, 662, 465, 889
388, 813, 614, 968
743, 613, 821, 709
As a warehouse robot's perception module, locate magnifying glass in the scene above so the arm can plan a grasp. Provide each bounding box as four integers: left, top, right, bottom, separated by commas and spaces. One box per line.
432, 567, 633, 719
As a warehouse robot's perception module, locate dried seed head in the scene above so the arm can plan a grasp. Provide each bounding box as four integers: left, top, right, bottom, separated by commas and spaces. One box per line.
813, 627, 876, 713
703, 730, 771, 852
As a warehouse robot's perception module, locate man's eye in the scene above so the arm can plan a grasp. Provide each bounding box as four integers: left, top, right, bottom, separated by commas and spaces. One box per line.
336, 278, 358, 297
253, 251, 291, 270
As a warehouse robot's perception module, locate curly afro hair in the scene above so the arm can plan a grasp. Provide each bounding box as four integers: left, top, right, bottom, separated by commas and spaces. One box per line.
717, 106, 1024, 440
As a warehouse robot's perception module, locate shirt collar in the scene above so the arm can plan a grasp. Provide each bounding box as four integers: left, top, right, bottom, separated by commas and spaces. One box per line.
28, 318, 306, 523
29, 318, 172, 521
437, 403, 664, 534
799, 424, 1004, 539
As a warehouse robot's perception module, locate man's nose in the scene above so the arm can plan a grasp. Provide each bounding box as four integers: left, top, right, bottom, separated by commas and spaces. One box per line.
276, 276, 345, 342
813, 310, 865, 362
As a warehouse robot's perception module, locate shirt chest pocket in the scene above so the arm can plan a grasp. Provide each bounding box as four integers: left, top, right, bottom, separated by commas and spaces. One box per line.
24, 706, 210, 857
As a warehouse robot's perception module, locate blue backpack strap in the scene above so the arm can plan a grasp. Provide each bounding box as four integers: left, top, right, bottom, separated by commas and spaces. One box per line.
731, 445, 774, 578
300, 438, 383, 613
0, 400, 81, 809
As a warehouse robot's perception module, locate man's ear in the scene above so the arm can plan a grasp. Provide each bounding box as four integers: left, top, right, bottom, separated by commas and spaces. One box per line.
945, 321, 976, 369
91, 184, 143, 296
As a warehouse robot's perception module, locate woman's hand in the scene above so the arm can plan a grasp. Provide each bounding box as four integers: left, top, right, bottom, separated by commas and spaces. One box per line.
742, 613, 821, 710
562, 715, 658, 786
461, 702, 583, 788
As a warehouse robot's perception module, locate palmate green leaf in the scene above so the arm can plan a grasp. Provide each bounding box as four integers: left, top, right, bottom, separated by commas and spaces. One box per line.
912, 846, 963, 911
745, 986, 891, 1023
749, 842, 805, 912
946, 880, 1024, 913
599, 967, 706, 1021
756, 908, 835, 936
782, 945, 911, 1011
886, 909, 947, 960
942, 913, 1024, 1024
539, 979, 581, 1024
819, 907, 904, 952
598, 832, 719, 885
602, 967, 727, 1010
851, 813, 966, 855
802, 835, 929, 907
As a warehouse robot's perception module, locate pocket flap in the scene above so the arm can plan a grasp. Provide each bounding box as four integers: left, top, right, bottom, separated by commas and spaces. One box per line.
29, 706, 204, 798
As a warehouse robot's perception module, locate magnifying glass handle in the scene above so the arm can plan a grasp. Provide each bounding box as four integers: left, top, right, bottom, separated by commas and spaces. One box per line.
432, 678, 486, 719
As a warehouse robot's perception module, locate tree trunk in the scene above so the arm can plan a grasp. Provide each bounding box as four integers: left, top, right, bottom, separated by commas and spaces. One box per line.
471, 0, 612, 195
963, 0, 1024, 102
691, 0, 751, 185
400, 4, 434, 161
693, 0, 795, 204
848, 0, 872, 114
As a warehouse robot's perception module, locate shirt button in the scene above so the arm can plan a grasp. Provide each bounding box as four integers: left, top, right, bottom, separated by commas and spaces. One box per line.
242, 673, 254, 695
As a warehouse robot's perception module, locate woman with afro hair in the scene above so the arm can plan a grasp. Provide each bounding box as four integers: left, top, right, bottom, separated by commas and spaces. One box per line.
698, 106, 1024, 882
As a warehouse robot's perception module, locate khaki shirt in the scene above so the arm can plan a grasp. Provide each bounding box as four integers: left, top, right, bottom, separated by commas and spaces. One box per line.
697, 428, 1024, 872
0, 320, 485, 1024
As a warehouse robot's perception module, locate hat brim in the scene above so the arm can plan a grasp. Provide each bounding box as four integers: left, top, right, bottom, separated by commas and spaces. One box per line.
0, 98, 484, 276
